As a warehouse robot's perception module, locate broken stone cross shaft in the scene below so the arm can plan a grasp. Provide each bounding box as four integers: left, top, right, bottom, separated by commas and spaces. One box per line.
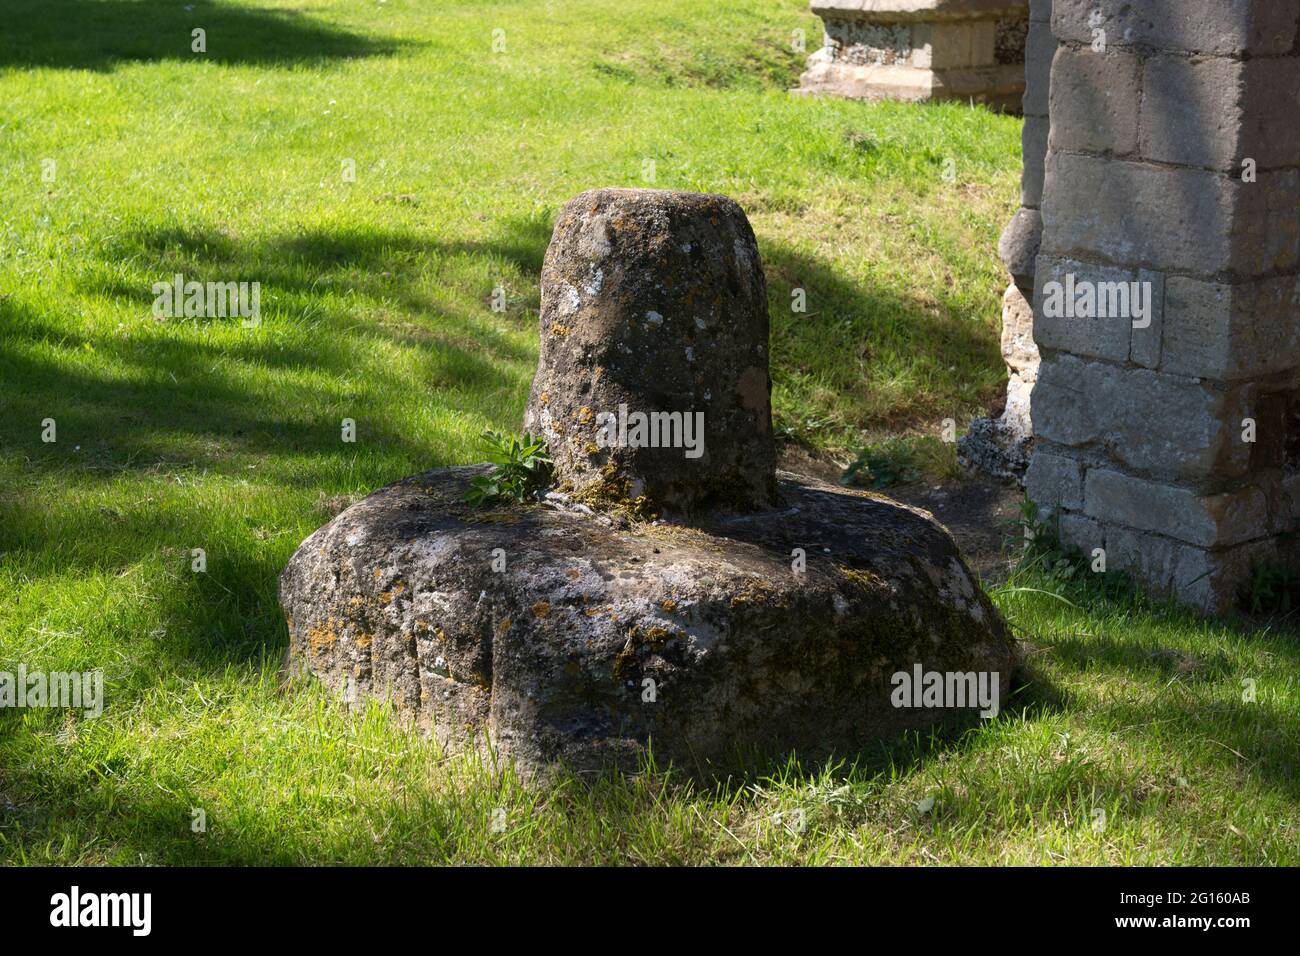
524, 188, 778, 516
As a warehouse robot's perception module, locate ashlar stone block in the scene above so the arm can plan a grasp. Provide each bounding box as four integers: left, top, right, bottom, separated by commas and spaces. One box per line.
1052, 0, 1300, 57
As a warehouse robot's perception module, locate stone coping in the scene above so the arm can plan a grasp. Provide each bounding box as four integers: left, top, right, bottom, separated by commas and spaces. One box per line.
811, 0, 1028, 21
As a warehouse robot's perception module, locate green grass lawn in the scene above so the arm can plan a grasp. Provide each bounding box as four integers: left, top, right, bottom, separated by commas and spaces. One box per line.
1, 0, 1296, 865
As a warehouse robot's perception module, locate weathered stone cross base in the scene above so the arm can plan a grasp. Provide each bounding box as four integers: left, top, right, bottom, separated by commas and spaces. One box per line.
280, 466, 1015, 780
279, 188, 1015, 781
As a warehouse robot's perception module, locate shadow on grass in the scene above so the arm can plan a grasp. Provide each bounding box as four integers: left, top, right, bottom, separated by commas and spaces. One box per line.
0, 218, 553, 675
0, 0, 404, 72
80, 222, 545, 360
762, 238, 1004, 435
2, 218, 550, 477
1018, 587, 1300, 797
3, 213, 1227, 864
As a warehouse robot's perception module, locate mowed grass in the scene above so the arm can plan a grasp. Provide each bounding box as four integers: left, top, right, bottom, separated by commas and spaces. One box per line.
0, 0, 1296, 865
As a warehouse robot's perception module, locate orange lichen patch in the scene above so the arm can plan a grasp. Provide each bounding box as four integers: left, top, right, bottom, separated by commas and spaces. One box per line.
593, 366, 604, 382
307, 624, 337, 656
531, 602, 551, 619
379, 582, 405, 605
566, 568, 581, 580
661, 599, 677, 613
635, 625, 672, 649
550, 322, 571, 336
349, 596, 364, 607
576, 406, 593, 424
730, 578, 779, 609
373, 568, 383, 581
496, 618, 512, 635
539, 390, 549, 404
584, 442, 600, 456
355, 633, 374, 650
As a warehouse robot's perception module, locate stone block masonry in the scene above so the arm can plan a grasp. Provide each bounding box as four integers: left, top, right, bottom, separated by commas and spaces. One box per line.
1027, 0, 1300, 612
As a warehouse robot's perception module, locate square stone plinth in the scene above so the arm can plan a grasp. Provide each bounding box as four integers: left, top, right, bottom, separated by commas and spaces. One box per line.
798, 1, 1029, 112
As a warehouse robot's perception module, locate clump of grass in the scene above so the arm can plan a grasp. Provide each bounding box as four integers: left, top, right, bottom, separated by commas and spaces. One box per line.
1002, 498, 1138, 605
839, 434, 959, 488
841, 437, 919, 489
1240, 559, 1300, 615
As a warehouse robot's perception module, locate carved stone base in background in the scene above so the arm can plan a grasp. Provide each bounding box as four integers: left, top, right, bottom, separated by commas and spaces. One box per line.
797, 1, 1029, 113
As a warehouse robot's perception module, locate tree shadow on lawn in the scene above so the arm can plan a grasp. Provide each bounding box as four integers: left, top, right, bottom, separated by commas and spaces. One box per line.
0, 221, 541, 672
1024, 604, 1300, 798
95, 223, 542, 365
0, 219, 1016, 863
0, 0, 404, 72
6, 219, 546, 470
760, 238, 1005, 431
0, 298, 492, 482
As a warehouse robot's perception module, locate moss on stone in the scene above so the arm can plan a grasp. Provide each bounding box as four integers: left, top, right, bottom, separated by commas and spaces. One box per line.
570, 462, 657, 522
840, 566, 886, 590
462, 508, 527, 525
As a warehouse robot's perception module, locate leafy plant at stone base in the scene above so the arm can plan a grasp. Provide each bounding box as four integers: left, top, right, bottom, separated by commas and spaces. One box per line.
463, 431, 553, 508
1240, 555, 1300, 615
1006, 498, 1137, 605
840, 436, 919, 489
1013, 498, 1075, 584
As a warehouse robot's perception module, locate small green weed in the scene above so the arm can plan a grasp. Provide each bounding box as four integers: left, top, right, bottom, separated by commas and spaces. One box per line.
1240, 559, 1300, 615
464, 431, 553, 508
